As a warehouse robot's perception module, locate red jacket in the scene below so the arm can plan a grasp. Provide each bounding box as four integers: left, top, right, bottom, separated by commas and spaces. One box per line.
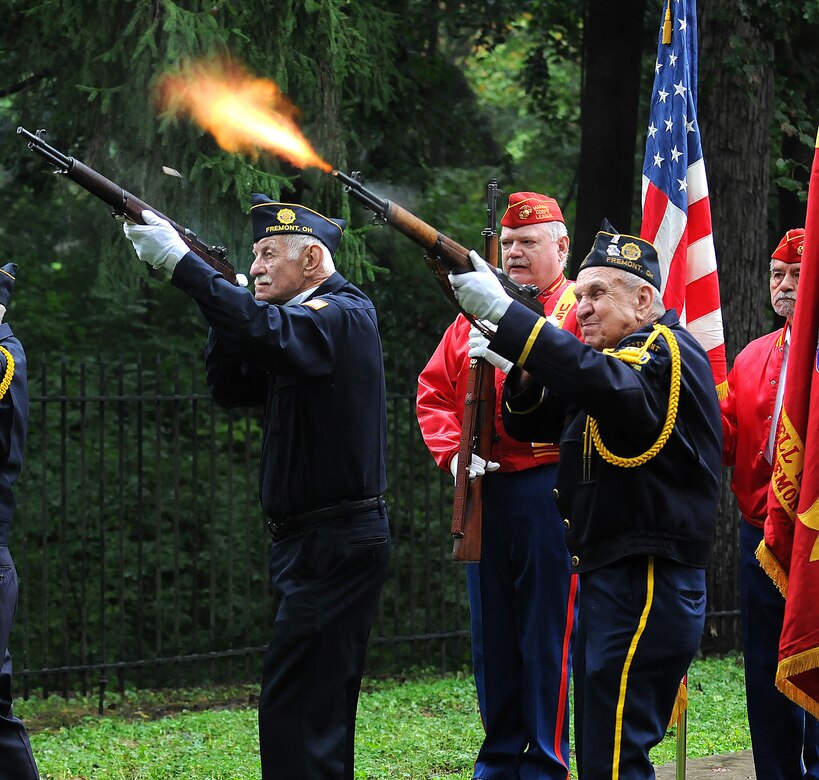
721, 327, 787, 526
417, 275, 580, 472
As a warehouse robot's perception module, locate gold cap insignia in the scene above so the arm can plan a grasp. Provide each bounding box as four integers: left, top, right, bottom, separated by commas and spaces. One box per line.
798, 244, 804, 256
518, 205, 533, 219
277, 208, 296, 225
621, 242, 642, 261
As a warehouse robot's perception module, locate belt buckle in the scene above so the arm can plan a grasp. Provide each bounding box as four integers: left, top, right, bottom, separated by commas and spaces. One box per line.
267, 519, 287, 538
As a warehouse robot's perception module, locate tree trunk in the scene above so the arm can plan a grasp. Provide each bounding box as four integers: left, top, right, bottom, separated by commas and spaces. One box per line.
777, 129, 811, 230
573, 0, 646, 271
698, 1, 774, 653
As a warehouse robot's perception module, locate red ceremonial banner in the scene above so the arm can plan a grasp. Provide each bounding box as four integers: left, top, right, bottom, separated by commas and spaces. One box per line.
758, 128, 819, 717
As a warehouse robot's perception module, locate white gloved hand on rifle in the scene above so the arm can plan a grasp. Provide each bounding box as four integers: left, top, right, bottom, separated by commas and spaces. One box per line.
123, 210, 188, 272
448, 250, 513, 324
468, 324, 513, 375
449, 452, 500, 485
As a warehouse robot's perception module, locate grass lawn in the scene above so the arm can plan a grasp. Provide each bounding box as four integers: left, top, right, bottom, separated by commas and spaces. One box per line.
17, 654, 750, 779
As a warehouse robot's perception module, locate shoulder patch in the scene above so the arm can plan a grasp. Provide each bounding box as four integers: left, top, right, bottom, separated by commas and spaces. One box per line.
302, 299, 329, 311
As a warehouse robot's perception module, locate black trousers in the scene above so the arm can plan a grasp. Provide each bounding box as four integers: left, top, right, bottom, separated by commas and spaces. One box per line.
573, 556, 705, 780
0, 546, 38, 780
259, 506, 391, 780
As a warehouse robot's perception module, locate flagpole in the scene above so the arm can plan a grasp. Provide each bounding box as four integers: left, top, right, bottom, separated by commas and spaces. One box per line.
675, 706, 687, 779
675, 673, 688, 778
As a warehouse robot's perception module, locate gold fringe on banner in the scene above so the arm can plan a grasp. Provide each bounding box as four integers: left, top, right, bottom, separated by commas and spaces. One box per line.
777, 649, 819, 720
667, 678, 688, 730
755, 539, 789, 598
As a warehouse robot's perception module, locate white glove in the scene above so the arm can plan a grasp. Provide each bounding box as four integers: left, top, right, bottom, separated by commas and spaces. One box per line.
468, 325, 513, 374
449, 250, 513, 324
123, 210, 188, 272
449, 452, 500, 485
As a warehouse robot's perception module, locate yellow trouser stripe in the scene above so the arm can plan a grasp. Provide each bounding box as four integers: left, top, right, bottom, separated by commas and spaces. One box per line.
517, 317, 546, 366
612, 556, 655, 779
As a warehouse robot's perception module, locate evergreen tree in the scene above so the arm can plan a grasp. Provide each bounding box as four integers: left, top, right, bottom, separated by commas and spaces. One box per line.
0, 0, 400, 354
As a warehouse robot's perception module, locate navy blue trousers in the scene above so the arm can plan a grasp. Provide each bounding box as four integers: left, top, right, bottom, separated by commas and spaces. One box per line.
573, 556, 704, 780
0, 546, 38, 780
466, 466, 577, 780
258, 508, 390, 780
740, 520, 819, 779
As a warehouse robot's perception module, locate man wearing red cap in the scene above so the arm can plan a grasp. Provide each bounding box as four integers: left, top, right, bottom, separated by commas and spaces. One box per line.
417, 192, 579, 779
722, 228, 819, 779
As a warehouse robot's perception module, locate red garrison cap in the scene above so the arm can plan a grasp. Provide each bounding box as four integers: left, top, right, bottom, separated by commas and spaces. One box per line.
500, 192, 565, 228
772, 228, 805, 263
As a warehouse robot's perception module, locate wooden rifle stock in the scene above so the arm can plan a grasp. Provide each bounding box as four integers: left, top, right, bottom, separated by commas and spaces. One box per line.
450, 179, 501, 562
333, 171, 544, 561
17, 126, 243, 286
450, 356, 495, 561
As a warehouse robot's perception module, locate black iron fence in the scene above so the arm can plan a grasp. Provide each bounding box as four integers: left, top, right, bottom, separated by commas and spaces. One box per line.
12, 354, 470, 707
9, 354, 741, 706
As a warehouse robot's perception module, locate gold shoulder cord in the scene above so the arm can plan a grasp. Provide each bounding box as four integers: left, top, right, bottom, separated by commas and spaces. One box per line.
0, 346, 15, 401
587, 323, 681, 468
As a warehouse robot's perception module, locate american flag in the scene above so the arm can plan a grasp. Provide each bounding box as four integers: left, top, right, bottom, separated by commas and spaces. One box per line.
640, 0, 727, 395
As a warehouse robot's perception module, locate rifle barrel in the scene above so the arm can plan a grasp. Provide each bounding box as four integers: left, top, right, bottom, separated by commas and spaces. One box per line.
334, 168, 542, 314
17, 126, 72, 171
17, 126, 243, 286
333, 168, 472, 272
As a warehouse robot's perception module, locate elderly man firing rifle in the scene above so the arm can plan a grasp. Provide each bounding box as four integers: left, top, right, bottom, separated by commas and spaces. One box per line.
449, 223, 722, 780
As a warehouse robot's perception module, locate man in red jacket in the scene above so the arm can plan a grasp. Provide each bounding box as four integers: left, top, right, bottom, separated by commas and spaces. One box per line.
722, 228, 819, 779
417, 192, 579, 780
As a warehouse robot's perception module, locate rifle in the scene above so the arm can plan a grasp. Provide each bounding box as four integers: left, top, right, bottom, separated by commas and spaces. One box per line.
16, 127, 245, 287
332, 169, 542, 318
449, 179, 502, 562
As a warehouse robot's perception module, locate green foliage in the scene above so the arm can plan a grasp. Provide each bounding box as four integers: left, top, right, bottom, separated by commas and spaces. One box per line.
2, 0, 818, 364
0, 0, 406, 358
694, 0, 819, 226
462, 30, 582, 221
0, 0, 551, 372
19, 655, 751, 779
365, 169, 493, 379
32, 708, 262, 779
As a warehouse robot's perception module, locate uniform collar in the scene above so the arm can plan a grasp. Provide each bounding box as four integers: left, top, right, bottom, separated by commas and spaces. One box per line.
285, 286, 320, 307
618, 309, 680, 347
311, 271, 347, 297
536, 273, 568, 302
285, 272, 347, 306
543, 273, 567, 295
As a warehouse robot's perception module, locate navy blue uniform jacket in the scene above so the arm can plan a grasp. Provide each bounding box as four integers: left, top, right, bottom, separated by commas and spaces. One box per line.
172, 254, 387, 522
0, 324, 28, 545
494, 302, 721, 573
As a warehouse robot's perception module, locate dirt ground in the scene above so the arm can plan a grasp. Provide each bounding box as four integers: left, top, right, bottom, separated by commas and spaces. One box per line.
655, 749, 756, 779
